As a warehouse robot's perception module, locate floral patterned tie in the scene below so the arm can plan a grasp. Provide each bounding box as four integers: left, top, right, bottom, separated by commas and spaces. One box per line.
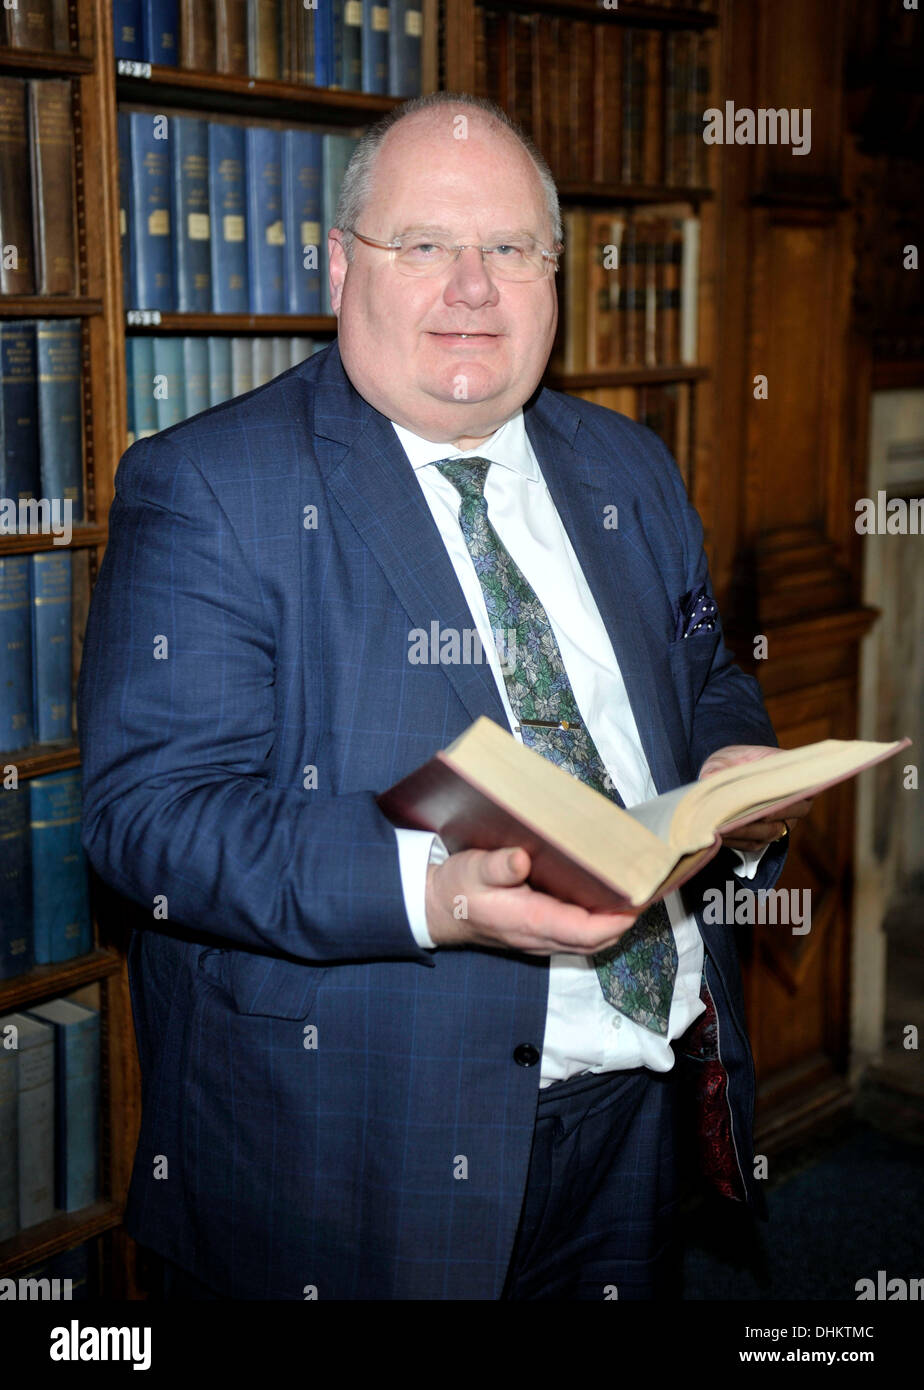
434, 456, 678, 1035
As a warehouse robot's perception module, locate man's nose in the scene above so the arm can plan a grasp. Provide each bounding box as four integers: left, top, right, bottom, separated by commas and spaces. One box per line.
441, 246, 501, 306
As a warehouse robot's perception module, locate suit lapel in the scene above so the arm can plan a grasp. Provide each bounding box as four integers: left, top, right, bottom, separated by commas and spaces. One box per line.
313, 345, 507, 728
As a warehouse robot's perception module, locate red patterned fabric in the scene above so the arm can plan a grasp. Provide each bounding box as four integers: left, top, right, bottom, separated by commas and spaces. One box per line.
675, 974, 746, 1202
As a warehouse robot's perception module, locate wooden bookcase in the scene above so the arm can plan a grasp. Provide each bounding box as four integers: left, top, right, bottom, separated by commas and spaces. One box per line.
3, 0, 867, 1296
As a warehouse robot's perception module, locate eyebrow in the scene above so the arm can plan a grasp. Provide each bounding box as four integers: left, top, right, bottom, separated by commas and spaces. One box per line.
393, 225, 541, 242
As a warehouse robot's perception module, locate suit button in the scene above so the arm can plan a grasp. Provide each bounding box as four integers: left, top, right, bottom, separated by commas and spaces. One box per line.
513, 1043, 540, 1067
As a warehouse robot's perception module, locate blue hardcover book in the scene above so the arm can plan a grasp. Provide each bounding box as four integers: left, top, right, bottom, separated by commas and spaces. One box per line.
26, 999, 99, 1212
30, 551, 71, 745
29, 771, 92, 965
112, 1, 144, 60
209, 120, 248, 312
5, 1012, 55, 1229
388, 0, 422, 96
0, 784, 32, 980
271, 337, 290, 378
245, 125, 285, 314
313, 0, 333, 86
152, 337, 185, 429
172, 116, 211, 312
127, 337, 158, 438
182, 337, 209, 419
336, 0, 362, 90
0, 1029, 17, 1238
207, 336, 232, 405
282, 128, 322, 314
288, 336, 314, 366
128, 111, 174, 310
0, 557, 33, 752
230, 338, 252, 396
141, 0, 179, 65
36, 319, 84, 524
321, 134, 357, 313
251, 337, 273, 388
0, 321, 40, 506
116, 112, 136, 307
362, 1, 389, 94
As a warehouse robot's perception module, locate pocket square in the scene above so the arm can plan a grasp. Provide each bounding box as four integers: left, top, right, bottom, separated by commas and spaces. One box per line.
675, 585, 718, 640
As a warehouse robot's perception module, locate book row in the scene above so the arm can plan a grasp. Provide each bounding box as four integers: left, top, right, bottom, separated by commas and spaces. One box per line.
555, 206, 701, 373
0, 78, 79, 298
0, 550, 80, 754
0, 994, 100, 1238
113, 0, 425, 97
0, 0, 71, 55
0, 319, 84, 517
476, 15, 710, 189
119, 110, 357, 314
127, 333, 325, 439
0, 772, 93, 979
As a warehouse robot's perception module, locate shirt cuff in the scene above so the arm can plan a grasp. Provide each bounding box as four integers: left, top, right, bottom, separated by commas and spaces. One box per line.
731, 843, 769, 880
395, 828, 448, 950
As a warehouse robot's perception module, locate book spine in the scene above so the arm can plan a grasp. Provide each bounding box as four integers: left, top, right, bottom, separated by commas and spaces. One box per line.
1, 321, 41, 503
270, 336, 289, 377
313, 0, 333, 86
570, 20, 594, 185
0, 1039, 18, 1238
30, 549, 71, 744
17, 1022, 55, 1228
0, 79, 35, 296
51, 1014, 100, 1211
112, 1, 145, 61
29, 771, 91, 965
208, 120, 248, 313
206, 335, 232, 405
179, 0, 216, 70
593, 23, 621, 184
388, 0, 422, 98
643, 28, 663, 186
36, 318, 84, 521
282, 127, 321, 315
116, 112, 136, 303
6, 0, 55, 51
251, 337, 273, 389
28, 78, 79, 296
127, 336, 158, 437
0, 557, 34, 753
230, 336, 252, 395
0, 783, 32, 978
128, 111, 175, 311
152, 335, 185, 428
339, 0, 362, 91
172, 115, 211, 312
141, 0, 180, 66
181, 336, 210, 418
245, 125, 285, 314
362, 1, 389, 96
215, 0, 248, 75
320, 134, 357, 313
621, 29, 645, 185
248, 0, 280, 81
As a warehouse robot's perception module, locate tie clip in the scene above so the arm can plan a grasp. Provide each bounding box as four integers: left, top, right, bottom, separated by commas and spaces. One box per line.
515, 718, 583, 731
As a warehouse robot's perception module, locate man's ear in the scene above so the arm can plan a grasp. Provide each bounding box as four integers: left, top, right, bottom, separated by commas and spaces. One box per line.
328, 229, 348, 314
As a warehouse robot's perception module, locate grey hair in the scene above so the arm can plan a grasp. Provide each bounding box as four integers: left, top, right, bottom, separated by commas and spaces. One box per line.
333, 91, 562, 258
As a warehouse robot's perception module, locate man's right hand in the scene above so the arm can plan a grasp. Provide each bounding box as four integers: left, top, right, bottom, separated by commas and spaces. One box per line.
425, 846, 641, 955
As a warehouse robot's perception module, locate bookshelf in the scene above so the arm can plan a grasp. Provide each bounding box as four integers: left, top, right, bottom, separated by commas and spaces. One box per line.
0, 0, 735, 1297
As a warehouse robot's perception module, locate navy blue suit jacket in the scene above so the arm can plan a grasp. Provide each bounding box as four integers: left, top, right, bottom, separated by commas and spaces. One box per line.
77, 341, 784, 1299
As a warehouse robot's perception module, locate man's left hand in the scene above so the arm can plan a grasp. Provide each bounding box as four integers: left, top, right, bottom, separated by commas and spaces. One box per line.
697, 744, 814, 852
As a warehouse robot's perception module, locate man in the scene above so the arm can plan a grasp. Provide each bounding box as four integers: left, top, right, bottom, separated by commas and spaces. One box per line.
78, 93, 806, 1300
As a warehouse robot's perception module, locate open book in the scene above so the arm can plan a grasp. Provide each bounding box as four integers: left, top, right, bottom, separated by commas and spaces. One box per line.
377, 717, 910, 912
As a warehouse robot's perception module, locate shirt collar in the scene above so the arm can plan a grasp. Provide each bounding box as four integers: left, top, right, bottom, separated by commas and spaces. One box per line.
391, 409, 539, 481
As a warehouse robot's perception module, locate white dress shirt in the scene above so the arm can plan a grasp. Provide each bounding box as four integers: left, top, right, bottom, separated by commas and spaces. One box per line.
388, 409, 762, 1086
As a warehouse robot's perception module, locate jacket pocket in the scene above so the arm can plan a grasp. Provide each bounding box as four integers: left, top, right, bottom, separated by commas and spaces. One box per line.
197, 947, 328, 1019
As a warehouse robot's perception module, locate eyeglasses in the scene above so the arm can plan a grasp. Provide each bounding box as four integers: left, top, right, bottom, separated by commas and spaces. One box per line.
345, 228, 561, 282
